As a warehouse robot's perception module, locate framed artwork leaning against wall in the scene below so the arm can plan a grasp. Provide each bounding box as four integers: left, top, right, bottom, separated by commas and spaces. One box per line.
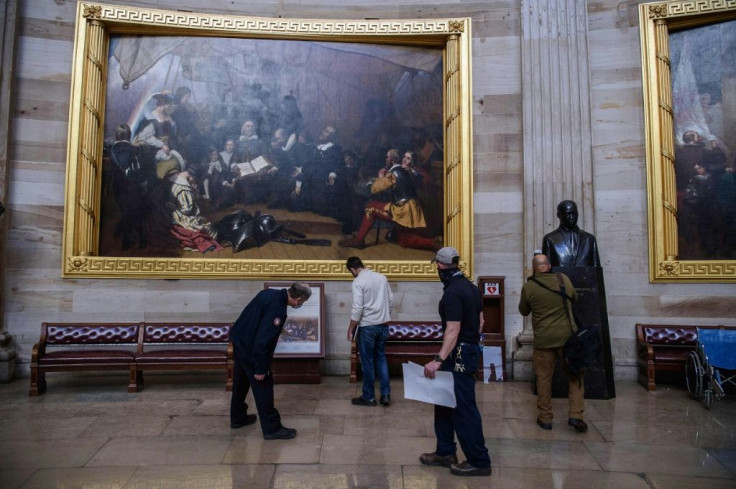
62, 2, 475, 281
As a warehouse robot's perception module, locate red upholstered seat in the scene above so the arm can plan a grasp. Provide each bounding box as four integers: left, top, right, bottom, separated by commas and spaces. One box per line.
39, 350, 134, 365
135, 350, 226, 363
651, 348, 691, 364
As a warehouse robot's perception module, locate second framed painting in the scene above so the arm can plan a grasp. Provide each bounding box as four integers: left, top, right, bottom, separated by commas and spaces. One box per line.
62, 3, 475, 280
640, 0, 736, 282
265, 282, 325, 358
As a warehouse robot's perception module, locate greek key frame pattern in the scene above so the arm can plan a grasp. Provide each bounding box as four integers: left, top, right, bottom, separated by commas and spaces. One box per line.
658, 260, 736, 280
83, 3, 461, 36
669, 0, 736, 16
66, 256, 438, 280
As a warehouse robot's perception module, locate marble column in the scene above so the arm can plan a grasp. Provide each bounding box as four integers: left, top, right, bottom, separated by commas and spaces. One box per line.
0, 0, 19, 382
514, 0, 595, 381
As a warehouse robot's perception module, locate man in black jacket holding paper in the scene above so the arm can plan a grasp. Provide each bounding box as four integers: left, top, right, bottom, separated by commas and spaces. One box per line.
420, 247, 491, 477
229, 282, 312, 439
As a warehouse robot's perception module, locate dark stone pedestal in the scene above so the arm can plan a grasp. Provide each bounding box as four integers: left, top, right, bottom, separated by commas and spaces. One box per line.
545, 266, 616, 400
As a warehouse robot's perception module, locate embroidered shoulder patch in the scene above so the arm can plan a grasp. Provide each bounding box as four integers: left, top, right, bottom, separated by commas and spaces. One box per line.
273, 318, 281, 327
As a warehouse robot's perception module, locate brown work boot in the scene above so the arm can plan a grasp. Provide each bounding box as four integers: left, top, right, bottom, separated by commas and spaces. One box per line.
419, 451, 458, 467
338, 237, 366, 249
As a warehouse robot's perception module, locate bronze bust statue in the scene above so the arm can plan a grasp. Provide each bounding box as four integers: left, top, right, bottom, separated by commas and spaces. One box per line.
542, 200, 600, 267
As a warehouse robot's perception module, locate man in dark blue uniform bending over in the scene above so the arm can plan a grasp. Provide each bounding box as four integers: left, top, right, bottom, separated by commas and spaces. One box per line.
420, 247, 491, 477
230, 282, 312, 439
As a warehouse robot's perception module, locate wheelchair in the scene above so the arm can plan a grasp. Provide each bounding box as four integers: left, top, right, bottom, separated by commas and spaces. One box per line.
685, 328, 736, 409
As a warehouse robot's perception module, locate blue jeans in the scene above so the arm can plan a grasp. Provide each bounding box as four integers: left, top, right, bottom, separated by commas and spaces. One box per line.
357, 324, 390, 400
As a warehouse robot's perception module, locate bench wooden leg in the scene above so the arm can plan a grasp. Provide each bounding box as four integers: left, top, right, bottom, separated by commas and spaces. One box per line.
29, 367, 45, 396
226, 365, 233, 392
129, 366, 142, 393
647, 362, 656, 391
637, 361, 656, 391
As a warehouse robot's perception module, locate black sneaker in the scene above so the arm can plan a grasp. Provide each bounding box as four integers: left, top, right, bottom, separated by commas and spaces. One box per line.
568, 418, 588, 432
230, 414, 257, 429
379, 395, 391, 406
263, 427, 297, 440
450, 461, 491, 477
536, 417, 552, 430
419, 451, 458, 467
351, 396, 377, 406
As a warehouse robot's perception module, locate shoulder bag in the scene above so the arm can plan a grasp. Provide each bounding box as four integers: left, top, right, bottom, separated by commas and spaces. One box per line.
530, 273, 601, 374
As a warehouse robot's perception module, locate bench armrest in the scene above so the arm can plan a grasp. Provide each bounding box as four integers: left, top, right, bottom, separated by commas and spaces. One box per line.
30, 342, 45, 363
639, 342, 654, 361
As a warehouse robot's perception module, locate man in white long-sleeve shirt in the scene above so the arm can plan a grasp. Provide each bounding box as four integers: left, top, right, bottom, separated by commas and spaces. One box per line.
346, 256, 394, 406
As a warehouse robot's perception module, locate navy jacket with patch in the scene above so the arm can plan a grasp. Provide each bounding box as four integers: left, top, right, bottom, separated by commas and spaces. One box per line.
230, 288, 288, 374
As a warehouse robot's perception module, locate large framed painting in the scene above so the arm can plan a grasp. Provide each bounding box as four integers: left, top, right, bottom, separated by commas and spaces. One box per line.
265, 282, 325, 358
640, 0, 736, 282
62, 3, 475, 280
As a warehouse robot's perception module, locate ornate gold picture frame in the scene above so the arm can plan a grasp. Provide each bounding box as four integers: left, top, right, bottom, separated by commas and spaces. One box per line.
639, 0, 736, 282
63, 3, 474, 280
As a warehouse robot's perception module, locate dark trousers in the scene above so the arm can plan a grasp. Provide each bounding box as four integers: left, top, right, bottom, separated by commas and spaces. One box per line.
230, 354, 282, 435
434, 344, 491, 469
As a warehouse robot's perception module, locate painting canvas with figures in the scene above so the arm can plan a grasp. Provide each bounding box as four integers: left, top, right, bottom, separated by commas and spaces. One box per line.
100, 34, 445, 261
670, 20, 736, 261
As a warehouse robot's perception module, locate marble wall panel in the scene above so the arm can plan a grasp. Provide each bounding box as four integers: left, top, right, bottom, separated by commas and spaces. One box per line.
479, 93, 522, 116
15, 37, 72, 82
474, 209, 523, 251
8, 181, 64, 207
13, 119, 67, 149
474, 151, 523, 175
474, 169, 522, 192
21, 0, 80, 21
20, 16, 75, 41
472, 54, 522, 95
592, 160, 646, 191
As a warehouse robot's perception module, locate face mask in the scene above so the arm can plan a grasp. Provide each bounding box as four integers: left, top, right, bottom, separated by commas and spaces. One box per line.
438, 267, 460, 285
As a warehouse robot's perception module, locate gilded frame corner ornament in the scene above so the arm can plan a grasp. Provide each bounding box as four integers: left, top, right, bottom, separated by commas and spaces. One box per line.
639, 0, 736, 283
63, 3, 475, 280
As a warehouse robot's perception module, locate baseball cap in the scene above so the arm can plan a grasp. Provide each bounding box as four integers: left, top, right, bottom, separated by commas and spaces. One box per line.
431, 246, 459, 265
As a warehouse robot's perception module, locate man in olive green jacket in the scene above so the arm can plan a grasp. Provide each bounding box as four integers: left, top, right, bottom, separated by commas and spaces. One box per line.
518, 254, 587, 433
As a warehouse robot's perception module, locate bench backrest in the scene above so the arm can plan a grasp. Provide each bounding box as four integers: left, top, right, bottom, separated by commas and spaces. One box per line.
387, 322, 443, 341
142, 323, 231, 344
42, 322, 141, 345
637, 324, 699, 346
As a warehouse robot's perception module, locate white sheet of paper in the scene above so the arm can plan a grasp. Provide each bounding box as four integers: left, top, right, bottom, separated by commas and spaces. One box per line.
402, 361, 456, 408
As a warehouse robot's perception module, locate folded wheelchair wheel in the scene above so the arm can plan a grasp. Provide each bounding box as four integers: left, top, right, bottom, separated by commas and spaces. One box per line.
685, 351, 703, 400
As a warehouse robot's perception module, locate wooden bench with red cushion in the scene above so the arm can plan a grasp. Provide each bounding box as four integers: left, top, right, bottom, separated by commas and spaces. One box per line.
635, 323, 734, 391
29, 322, 233, 395
30, 322, 141, 396
131, 322, 233, 393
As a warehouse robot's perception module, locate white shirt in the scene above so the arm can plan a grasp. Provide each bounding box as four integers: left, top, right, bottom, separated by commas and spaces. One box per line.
351, 268, 393, 326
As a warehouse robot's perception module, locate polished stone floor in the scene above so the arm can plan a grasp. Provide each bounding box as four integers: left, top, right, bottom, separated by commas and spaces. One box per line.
0, 373, 734, 488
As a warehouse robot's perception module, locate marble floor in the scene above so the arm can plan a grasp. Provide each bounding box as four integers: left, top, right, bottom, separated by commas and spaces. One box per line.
0, 373, 734, 489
